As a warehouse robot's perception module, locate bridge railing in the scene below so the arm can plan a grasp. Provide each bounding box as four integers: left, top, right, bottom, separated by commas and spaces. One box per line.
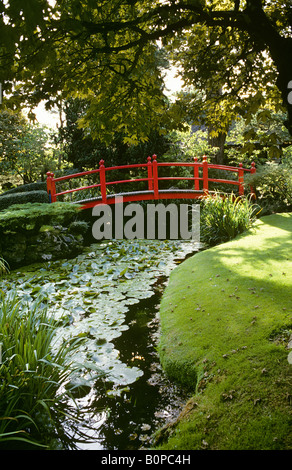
46, 155, 256, 206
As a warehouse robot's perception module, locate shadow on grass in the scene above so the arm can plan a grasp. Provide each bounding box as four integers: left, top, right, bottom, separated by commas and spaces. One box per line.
159, 213, 292, 385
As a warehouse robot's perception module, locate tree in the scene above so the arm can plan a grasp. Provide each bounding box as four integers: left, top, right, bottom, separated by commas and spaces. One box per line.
163, 2, 292, 162
1, 1, 291, 144
59, 97, 171, 169
0, 108, 52, 183
0, 109, 27, 173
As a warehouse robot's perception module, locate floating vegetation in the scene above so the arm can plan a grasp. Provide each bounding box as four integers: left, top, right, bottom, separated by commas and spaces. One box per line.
0, 239, 199, 398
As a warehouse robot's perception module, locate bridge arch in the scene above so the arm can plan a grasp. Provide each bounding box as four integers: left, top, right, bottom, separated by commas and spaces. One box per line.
46, 155, 256, 210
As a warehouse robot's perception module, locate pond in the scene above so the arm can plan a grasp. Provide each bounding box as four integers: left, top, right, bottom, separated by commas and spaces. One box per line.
0, 239, 200, 450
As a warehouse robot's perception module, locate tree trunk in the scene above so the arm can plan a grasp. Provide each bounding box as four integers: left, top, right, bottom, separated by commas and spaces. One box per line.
244, 1, 292, 136
271, 38, 292, 137
208, 129, 227, 164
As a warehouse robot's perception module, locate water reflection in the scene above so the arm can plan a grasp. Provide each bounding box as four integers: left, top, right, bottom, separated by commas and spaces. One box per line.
68, 285, 189, 450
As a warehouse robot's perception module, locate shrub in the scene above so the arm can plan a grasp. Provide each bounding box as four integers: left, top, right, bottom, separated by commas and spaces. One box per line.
68, 220, 89, 235
245, 163, 292, 214
0, 202, 81, 233
200, 192, 260, 246
0, 190, 49, 211
0, 181, 46, 196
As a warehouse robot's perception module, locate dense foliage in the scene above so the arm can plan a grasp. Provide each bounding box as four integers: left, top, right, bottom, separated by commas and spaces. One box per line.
245, 163, 292, 214
0, 109, 53, 183
0, 190, 49, 211
59, 98, 171, 169
0, 1, 291, 144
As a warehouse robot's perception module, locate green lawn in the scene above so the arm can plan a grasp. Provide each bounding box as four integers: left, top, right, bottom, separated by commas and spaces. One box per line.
156, 213, 292, 450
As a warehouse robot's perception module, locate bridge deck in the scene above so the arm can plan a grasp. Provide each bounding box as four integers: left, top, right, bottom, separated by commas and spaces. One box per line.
75, 189, 205, 209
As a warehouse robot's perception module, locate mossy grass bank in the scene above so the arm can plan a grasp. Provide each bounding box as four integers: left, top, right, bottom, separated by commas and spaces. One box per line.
156, 213, 292, 450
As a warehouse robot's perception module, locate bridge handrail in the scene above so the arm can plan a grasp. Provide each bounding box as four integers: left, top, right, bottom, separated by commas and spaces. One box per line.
54, 183, 102, 198
51, 168, 101, 182
157, 161, 253, 172
46, 155, 256, 206
104, 163, 148, 171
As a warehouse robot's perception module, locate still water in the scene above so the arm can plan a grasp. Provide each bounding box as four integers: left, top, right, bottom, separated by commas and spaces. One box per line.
1, 239, 200, 450
70, 284, 189, 450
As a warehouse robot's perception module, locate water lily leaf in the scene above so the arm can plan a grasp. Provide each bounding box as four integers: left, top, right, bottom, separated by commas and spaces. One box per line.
72, 306, 86, 317
107, 364, 144, 386
83, 290, 99, 298
124, 272, 133, 279
31, 286, 41, 294
119, 267, 128, 277
106, 386, 130, 398
55, 279, 68, 286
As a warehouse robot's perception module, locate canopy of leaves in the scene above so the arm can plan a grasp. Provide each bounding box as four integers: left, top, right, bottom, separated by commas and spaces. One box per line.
59, 98, 171, 169
1, 0, 292, 142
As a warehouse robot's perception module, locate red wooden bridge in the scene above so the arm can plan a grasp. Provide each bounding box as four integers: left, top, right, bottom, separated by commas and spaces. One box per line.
46, 155, 256, 210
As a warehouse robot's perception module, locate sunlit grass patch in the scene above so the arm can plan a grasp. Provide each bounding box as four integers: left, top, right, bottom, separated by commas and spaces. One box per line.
157, 213, 292, 450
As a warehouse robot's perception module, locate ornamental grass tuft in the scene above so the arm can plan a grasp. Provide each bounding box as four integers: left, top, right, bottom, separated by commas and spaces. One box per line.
200, 192, 261, 246
0, 291, 88, 449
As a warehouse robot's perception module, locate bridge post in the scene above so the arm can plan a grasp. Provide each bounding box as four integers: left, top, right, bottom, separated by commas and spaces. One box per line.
152, 154, 159, 199
250, 161, 256, 198
238, 162, 244, 196
147, 156, 153, 190
202, 155, 209, 193
193, 157, 200, 190
46, 172, 56, 203
99, 159, 107, 203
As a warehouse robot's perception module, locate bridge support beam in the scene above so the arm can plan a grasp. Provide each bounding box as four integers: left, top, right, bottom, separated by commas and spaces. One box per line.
152, 155, 159, 199
202, 155, 209, 194
99, 159, 107, 203
147, 156, 153, 190
238, 163, 244, 196
193, 157, 200, 190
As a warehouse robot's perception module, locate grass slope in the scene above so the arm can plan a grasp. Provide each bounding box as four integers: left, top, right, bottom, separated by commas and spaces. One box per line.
156, 213, 292, 450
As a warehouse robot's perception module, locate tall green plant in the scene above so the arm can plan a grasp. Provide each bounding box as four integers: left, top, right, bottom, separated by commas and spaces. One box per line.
200, 192, 260, 246
0, 257, 8, 276
0, 291, 92, 449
